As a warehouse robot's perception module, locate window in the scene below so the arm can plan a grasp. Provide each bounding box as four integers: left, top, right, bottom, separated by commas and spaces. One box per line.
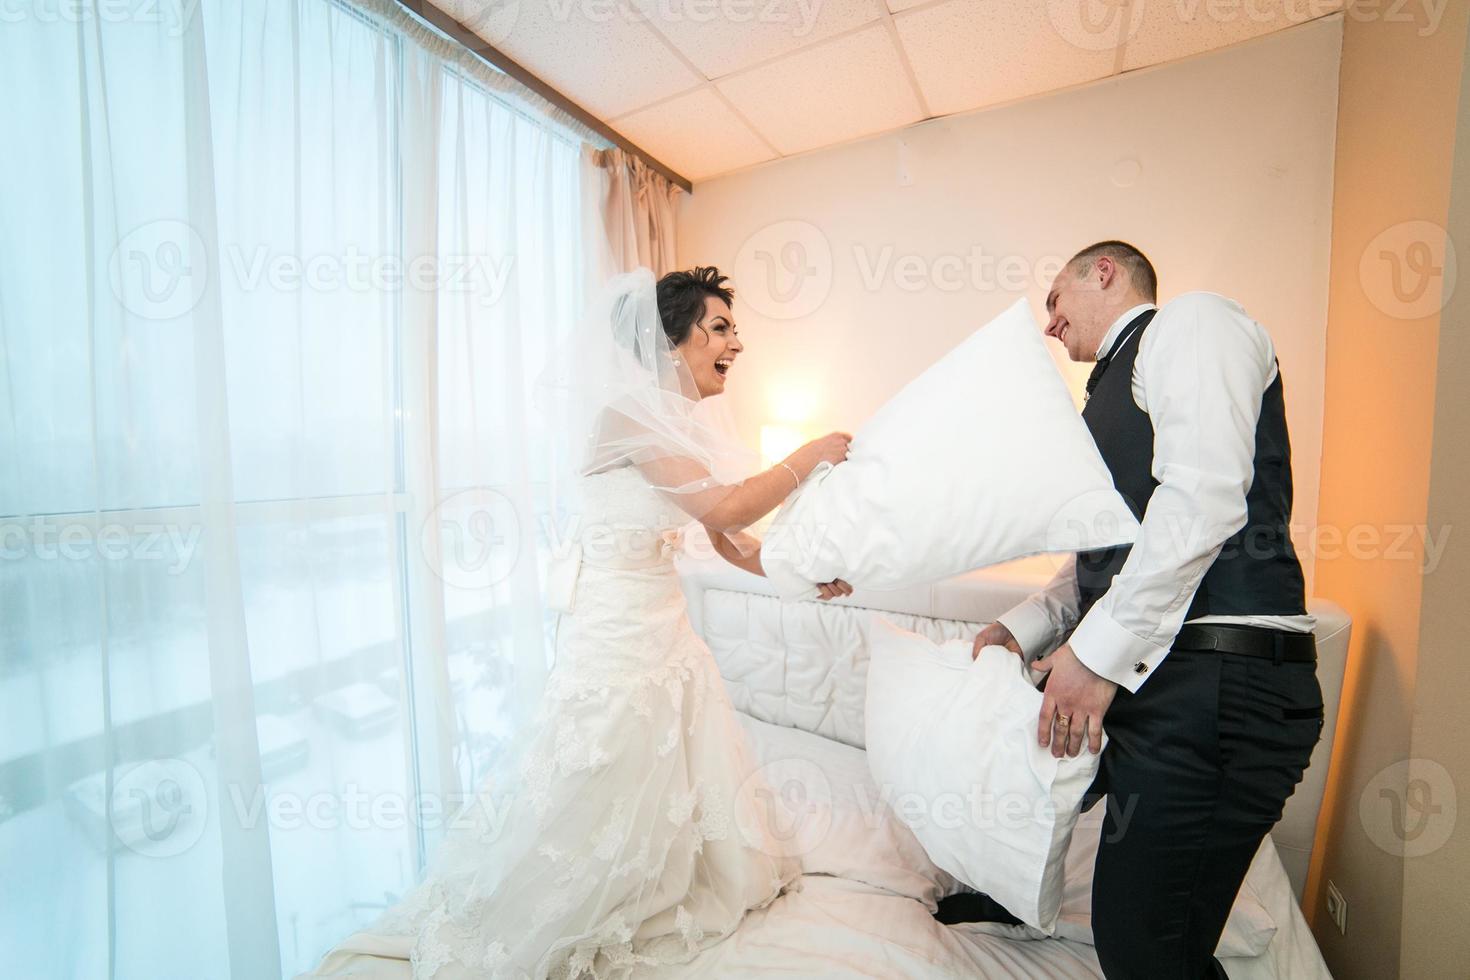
0, 2, 583, 976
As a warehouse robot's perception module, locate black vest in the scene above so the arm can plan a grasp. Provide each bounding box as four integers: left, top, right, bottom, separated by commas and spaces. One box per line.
1075, 308, 1307, 619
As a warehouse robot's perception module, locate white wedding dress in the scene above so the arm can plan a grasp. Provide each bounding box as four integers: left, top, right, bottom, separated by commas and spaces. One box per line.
306, 466, 802, 980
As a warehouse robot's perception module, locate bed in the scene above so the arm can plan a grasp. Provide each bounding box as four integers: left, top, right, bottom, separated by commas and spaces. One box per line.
310, 552, 1347, 979
671, 551, 1348, 979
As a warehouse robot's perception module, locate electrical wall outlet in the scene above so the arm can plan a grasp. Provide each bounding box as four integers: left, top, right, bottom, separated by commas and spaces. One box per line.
1325, 879, 1348, 934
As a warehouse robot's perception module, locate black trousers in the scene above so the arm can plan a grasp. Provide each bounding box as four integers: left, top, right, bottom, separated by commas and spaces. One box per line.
1087, 644, 1323, 979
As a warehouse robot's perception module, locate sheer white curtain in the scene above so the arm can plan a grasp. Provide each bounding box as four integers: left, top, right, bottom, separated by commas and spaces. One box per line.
0, 2, 583, 977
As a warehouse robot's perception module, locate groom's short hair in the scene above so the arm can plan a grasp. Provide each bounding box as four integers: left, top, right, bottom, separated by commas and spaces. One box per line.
1066, 241, 1157, 302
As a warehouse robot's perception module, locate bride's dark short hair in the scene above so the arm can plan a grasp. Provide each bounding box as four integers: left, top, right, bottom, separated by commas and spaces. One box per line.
656, 266, 734, 345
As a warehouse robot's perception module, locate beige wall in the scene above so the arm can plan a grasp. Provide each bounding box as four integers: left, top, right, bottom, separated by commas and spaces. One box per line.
678, 17, 1341, 587
1402, 42, 1470, 970
1307, 4, 1469, 978
678, 9, 1470, 974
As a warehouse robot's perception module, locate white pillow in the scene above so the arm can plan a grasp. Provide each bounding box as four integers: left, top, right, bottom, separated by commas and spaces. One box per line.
760, 298, 1138, 600
1053, 802, 1278, 957
736, 711, 962, 910
863, 616, 1101, 933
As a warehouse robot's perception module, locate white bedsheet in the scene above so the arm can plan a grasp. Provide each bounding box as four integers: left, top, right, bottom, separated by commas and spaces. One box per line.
655, 712, 1331, 979
305, 711, 1333, 980
647, 840, 1329, 979
311, 857, 1327, 980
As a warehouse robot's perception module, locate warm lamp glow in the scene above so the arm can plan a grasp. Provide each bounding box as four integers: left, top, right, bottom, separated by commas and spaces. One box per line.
770, 388, 817, 424
760, 423, 806, 468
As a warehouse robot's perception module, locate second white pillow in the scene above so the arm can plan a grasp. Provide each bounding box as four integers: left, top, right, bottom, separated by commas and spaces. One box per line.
864, 615, 1101, 933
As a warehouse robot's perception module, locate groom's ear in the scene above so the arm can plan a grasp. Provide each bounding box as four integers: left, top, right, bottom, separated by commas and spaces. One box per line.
1094, 256, 1117, 289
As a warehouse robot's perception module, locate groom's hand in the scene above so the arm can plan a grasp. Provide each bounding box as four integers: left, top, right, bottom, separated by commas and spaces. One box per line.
971, 622, 1022, 660
1031, 643, 1115, 758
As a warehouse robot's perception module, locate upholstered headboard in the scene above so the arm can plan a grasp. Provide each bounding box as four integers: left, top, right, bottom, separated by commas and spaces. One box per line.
676, 551, 1351, 903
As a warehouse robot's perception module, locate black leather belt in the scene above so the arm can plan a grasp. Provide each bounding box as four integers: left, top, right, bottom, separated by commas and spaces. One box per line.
1173, 623, 1316, 664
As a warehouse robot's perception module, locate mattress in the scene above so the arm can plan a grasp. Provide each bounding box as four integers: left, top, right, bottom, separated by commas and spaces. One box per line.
660, 713, 1334, 980
306, 712, 1333, 979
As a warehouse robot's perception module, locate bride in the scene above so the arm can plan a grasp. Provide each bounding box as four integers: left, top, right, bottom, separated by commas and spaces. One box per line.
305, 267, 853, 979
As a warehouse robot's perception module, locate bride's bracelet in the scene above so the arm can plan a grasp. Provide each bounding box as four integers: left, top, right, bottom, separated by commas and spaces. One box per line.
777, 461, 800, 491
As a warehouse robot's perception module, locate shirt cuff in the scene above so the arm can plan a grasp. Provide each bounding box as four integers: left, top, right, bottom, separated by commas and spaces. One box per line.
996, 600, 1061, 663
1068, 606, 1173, 693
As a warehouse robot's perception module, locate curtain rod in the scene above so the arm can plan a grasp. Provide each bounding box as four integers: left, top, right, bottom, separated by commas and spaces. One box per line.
392, 0, 694, 193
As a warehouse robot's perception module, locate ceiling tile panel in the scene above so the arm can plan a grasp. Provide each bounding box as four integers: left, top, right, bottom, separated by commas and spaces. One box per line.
716, 25, 924, 155
613, 87, 778, 181
634, 0, 885, 79
1121, 0, 1344, 70
431, 0, 1340, 183
894, 0, 1120, 117
442, 0, 702, 119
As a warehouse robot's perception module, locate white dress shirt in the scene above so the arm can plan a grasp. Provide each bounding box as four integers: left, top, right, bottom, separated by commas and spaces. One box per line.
998, 293, 1315, 693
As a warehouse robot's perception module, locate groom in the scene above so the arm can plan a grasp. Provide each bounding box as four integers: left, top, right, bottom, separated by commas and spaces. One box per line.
951, 242, 1323, 978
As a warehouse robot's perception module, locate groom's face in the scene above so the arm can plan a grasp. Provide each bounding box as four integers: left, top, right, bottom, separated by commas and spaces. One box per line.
1043, 265, 1109, 363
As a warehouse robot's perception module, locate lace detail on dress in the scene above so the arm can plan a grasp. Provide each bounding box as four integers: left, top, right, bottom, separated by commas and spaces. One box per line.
610, 833, 652, 880
592, 797, 631, 860
411, 905, 455, 978
694, 791, 730, 850
524, 714, 615, 818
667, 782, 699, 826
675, 903, 707, 952
481, 940, 511, 972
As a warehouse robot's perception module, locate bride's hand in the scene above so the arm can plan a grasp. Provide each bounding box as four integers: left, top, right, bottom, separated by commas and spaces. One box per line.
785, 432, 852, 475
814, 579, 853, 601
971, 621, 1023, 660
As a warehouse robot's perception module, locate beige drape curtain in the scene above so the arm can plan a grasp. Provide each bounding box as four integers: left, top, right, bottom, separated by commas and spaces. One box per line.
580, 146, 684, 280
